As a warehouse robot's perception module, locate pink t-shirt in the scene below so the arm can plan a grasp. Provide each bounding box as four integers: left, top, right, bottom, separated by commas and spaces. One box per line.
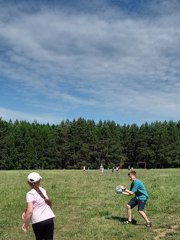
26, 187, 55, 224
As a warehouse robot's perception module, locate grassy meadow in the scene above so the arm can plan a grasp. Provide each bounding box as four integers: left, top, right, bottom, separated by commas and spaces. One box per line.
0, 169, 179, 240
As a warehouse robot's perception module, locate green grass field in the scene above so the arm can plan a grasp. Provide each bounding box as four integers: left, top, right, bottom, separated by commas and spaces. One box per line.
0, 169, 179, 240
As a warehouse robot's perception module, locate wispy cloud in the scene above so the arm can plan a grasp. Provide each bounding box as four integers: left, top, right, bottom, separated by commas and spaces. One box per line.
0, 0, 180, 124
0, 107, 62, 124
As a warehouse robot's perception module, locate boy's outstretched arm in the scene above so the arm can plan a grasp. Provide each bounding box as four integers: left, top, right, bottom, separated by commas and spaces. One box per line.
119, 185, 134, 195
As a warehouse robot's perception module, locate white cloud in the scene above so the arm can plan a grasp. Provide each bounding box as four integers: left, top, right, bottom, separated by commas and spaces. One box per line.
0, 0, 180, 123
0, 107, 62, 124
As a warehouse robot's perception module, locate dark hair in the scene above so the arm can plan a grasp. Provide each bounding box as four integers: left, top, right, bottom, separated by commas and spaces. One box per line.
29, 182, 52, 207
128, 170, 136, 176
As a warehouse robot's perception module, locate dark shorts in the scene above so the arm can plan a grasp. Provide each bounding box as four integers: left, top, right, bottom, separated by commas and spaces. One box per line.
128, 197, 147, 211
32, 218, 54, 240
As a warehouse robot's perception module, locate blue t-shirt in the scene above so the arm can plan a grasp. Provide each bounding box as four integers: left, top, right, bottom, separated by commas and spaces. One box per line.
130, 179, 148, 200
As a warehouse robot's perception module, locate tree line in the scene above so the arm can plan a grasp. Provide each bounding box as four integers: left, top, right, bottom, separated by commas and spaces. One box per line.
0, 118, 180, 170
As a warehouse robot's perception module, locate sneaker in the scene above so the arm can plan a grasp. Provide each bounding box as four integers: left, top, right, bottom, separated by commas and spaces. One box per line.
124, 220, 132, 224
146, 222, 152, 228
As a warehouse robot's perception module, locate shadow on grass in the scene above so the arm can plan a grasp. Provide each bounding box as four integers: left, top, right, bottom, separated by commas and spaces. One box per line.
106, 215, 142, 225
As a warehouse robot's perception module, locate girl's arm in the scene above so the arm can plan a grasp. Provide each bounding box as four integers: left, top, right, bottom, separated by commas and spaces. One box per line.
22, 202, 33, 232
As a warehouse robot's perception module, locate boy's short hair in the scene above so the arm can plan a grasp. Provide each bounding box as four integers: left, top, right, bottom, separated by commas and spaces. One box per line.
128, 170, 136, 176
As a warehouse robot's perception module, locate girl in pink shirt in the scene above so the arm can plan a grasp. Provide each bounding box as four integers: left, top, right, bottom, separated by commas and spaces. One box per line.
22, 172, 55, 240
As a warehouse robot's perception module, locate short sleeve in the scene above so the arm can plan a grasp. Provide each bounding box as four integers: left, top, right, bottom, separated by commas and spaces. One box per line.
26, 192, 35, 203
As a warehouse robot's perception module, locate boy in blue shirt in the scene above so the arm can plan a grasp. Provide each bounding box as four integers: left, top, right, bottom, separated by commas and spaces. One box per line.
120, 170, 152, 227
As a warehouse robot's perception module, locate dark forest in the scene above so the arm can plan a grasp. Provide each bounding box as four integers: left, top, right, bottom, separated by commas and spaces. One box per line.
0, 118, 180, 169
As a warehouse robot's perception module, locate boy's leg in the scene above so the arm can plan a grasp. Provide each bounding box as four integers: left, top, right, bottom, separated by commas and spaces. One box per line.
126, 198, 137, 222
138, 200, 151, 226
138, 210, 150, 223
127, 204, 132, 222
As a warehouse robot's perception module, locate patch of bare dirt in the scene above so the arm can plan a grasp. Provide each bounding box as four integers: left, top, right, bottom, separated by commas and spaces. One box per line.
153, 224, 180, 240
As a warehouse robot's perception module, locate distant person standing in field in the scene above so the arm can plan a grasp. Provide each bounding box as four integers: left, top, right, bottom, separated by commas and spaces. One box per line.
100, 163, 104, 173
120, 170, 152, 227
22, 172, 55, 240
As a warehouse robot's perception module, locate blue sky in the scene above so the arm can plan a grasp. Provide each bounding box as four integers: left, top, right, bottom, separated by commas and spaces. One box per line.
0, 0, 180, 125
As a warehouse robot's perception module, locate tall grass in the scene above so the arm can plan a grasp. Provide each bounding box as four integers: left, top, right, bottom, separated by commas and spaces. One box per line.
0, 169, 179, 240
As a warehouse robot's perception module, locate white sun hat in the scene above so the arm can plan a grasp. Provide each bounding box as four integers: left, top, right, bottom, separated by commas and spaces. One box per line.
27, 172, 42, 183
